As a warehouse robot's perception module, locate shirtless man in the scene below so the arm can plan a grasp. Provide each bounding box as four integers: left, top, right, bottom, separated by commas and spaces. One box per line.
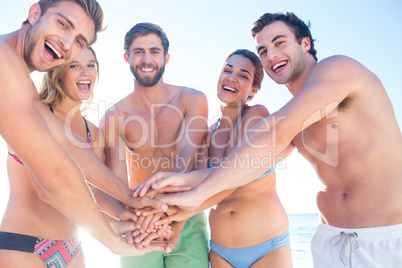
98, 23, 209, 267
146, 12, 402, 267
0, 1, 167, 265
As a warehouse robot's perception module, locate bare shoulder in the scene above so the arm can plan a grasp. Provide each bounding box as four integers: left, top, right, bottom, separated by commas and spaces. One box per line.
178, 86, 207, 101
175, 86, 208, 111
240, 104, 269, 132
314, 55, 374, 80
0, 41, 31, 93
100, 92, 134, 125
244, 104, 269, 119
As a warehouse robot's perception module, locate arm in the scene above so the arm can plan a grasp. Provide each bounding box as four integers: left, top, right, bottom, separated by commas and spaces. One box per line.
92, 112, 132, 219
0, 44, 163, 255
33, 101, 166, 211
173, 89, 208, 173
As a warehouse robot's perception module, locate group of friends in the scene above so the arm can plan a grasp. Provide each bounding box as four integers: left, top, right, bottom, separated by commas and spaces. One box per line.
0, 0, 401, 268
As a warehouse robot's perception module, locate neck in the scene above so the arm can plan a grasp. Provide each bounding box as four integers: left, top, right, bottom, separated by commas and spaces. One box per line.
286, 57, 316, 96
219, 102, 245, 127
133, 78, 168, 105
3, 25, 33, 72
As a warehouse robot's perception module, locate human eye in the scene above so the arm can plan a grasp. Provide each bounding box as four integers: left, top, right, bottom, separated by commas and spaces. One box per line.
88, 64, 96, 68
75, 38, 84, 48
58, 20, 67, 30
275, 40, 285, 47
69, 64, 79, 69
259, 49, 267, 57
151, 49, 160, 55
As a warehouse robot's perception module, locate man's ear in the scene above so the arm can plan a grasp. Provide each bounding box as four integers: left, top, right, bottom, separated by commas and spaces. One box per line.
27, 3, 42, 25
301, 37, 311, 54
124, 53, 129, 63
165, 53, 170, 65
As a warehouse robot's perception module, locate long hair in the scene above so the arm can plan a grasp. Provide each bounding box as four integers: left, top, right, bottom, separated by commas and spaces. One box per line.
39, 47, 99, 113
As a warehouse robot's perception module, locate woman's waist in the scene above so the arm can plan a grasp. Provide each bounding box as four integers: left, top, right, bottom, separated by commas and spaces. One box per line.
1, 201, 78, 240
209, 210, 289, 248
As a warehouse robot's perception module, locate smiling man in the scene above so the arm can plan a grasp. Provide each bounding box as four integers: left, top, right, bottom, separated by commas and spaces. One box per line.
0, 1, 168, 266
97, 22, 209, 267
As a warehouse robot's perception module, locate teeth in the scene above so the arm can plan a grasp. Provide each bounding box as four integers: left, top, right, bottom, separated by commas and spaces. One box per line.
223, 86, 236, 92
273, 61, 286, 71
45, 41, 62, 58
141, 68, 153, 72
77, 81, 90, 84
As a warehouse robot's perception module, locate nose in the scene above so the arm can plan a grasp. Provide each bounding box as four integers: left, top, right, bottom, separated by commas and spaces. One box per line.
227, 72, 236, 82
141, 52, 152, 62
80, 66, 90, 76
59, 33, 75, 51
267, 49, 278, 62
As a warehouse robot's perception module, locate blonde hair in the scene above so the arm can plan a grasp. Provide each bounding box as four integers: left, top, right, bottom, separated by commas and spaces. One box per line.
39, 47, 99, 112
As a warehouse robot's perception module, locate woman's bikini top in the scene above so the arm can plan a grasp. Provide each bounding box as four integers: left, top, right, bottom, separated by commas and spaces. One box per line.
8, 107, 93, 166
207, 105, 274, 180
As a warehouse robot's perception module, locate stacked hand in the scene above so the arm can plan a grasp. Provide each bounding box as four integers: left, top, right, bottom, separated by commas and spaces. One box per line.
118, 172, 198, 252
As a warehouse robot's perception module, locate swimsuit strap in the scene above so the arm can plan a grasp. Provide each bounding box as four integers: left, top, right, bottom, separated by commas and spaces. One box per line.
235, 104, 248, 135
8, 152, 24, 165
83, 117, 93, 147
51, 106, 93, 147
208, 118, 221, 158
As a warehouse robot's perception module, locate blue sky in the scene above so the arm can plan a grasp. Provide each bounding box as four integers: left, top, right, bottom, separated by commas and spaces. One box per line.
1, 0, 401, 266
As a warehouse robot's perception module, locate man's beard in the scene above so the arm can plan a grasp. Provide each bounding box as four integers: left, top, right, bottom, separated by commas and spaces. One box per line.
130, 63, 165, 87
24, 23, 43, 71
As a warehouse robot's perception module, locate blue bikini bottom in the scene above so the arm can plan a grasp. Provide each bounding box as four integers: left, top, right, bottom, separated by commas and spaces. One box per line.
210, 231, 290, 268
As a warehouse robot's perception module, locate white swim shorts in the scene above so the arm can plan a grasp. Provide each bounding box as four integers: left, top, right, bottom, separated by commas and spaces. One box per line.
311, 223, 402, 268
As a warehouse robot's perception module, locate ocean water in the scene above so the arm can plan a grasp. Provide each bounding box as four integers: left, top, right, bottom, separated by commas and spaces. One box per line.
289, 213, 319, 267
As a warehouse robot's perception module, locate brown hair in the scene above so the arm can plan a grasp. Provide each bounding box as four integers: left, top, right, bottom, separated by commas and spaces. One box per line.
222, 49, 264, 101
23, 0, 105, 45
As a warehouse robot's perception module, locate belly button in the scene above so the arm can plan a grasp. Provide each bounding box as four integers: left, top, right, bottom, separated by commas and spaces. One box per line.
331, 123, 338, 129
342, 193, 347, 200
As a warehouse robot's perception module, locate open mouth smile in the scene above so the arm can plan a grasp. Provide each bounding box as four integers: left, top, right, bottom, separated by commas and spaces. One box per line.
223, 85, 236, 93
272, 60, 287, 73
44, 41, 63, 60
77, 80, 91, 92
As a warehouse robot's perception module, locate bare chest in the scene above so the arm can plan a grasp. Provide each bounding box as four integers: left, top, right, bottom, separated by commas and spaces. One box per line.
122, 107, 184, 156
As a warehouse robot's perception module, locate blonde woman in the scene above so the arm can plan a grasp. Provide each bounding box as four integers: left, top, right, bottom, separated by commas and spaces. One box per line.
1, 47, 103, 267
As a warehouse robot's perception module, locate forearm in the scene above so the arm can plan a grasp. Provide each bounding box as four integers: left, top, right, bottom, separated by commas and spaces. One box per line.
194, 119, 288, 201
92, 187, 127, 220
35, 102, 133, 205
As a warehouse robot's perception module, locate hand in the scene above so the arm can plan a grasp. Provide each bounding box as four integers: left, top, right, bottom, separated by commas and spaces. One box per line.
132, 172, 192, 198
136, 212, 165, 234
110, 234, 168, 256
158, 190, 204, 211
156, 206, 193, 226
125, 195, 168, 212
136, 205, 193, 226
164, 221, 185, 254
